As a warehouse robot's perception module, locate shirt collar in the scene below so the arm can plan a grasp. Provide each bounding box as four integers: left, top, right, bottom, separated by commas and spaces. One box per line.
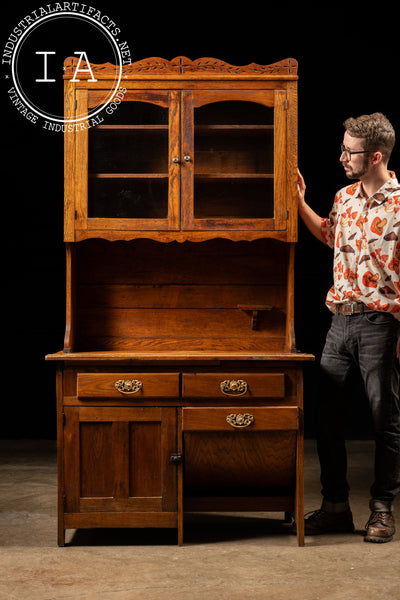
355, 171, 400, 204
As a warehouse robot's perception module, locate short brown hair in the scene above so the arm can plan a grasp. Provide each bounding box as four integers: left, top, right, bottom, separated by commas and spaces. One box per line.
343, 112, 395, 163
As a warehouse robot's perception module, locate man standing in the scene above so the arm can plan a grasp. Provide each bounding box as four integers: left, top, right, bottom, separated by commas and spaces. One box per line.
297, 112, 400, 542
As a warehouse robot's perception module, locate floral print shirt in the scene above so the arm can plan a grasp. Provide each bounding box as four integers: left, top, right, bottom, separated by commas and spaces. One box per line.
321, 173, 400, 320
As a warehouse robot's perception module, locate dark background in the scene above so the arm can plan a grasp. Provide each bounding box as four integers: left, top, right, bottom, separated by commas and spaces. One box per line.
3, 3, 399, 439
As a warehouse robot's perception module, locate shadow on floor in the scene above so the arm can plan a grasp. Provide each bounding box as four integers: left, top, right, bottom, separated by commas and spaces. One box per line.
68, 513, 294, 546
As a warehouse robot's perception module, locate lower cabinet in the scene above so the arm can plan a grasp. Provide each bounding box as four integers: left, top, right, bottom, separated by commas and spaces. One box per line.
182, 406, 299, 501
58, 366, 305, 546
63, 406, 178, 524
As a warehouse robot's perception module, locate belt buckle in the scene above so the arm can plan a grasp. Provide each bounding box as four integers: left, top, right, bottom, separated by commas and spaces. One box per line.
350, 303, 356, 315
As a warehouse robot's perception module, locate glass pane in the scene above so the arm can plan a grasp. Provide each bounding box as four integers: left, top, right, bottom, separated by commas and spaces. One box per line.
194, 179, 274, 219
103, 101, 168, 125
194, 101, 273, 125
194, 101, 274, 220
194, 129, 273, 175
89, 130, 168, 173
88, 101, 169, 220
88, 179, 168, 219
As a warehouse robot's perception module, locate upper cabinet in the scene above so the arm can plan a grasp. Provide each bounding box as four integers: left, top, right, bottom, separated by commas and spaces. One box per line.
63, 56, 298, 242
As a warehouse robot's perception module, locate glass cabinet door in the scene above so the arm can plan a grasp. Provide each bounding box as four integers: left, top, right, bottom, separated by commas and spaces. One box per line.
75, 90, 180, 232
72, 88, 288, 236
181, 90, 287, 231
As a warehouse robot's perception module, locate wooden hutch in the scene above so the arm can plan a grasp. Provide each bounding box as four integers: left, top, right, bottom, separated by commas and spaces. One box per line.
46, 56, 313, 546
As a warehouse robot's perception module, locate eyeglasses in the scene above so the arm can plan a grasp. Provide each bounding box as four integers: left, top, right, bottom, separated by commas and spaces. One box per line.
340, 144, 376, 161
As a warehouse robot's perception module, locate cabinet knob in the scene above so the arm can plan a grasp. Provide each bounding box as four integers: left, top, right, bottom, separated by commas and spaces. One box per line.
172, 157, 180, 164
169, 452, 183, 464
183, 155, 191, 162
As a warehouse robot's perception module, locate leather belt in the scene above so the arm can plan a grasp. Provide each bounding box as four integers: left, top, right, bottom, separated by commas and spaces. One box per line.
336, 302, 374, 316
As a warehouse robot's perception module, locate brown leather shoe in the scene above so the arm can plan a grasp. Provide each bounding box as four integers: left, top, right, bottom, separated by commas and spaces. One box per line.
302, 508, 355, 535
364, 511, 395, 543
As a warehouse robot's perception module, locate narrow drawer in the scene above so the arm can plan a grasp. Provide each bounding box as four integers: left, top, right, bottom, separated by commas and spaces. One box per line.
182, 406, 298, 431
182, 373, 285, 399
77, 373, 179, 399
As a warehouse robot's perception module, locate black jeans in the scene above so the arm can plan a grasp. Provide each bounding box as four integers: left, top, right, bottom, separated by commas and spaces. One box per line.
317, 311, 400, 509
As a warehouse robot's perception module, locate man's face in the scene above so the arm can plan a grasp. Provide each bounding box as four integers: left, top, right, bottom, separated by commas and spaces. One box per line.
340, 131, 370, 180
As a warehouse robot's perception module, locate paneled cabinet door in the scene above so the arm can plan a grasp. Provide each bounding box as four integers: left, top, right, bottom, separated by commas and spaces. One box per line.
63, 406, 177, 514
181, 89, 288, 231
72, 89, 181, 233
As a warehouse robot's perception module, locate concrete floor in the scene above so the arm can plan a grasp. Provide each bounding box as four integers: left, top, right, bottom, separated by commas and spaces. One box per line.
0, 439, 398, 600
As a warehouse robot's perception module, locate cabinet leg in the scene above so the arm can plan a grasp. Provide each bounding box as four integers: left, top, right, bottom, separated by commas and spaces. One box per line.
57, 510, 65, 546
177, 489, 183, 546
295, 481, 305, 545
177, 411, 183, 546
296, 424, 305, 546
296, 512, 305, 546
177, 518, 183, 546
57, 527, 65, 547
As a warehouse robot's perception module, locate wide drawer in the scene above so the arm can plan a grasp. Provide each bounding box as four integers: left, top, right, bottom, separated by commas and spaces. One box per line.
182, 406, 299, 431
182, 373, 285, 399
77, 373, 180, 399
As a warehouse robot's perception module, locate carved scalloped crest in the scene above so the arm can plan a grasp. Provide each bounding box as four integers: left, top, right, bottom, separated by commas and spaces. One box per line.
63, 56, 297, 79
181, 56, 297, 75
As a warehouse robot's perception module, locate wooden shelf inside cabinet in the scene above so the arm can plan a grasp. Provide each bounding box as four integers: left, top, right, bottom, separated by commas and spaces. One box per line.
237, 304, 273, 330
195, 174, 274, 179
95, 125, 168, 130
195, 125, 274, 130
89, 174, 169, 178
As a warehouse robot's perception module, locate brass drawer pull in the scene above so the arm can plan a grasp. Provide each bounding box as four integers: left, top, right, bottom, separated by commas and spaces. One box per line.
226, 413, 255, 428
220, 379, 248, 396
114, 379, 143, 395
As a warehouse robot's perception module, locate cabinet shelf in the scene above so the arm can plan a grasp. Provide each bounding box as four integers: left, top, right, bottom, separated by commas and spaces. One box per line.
195, 125, 274, 131
88, 173, 274, 180
195, 173, 274, 179
94, 125, 272, 131
89, 173, 168, 178
88, 173, 273, 179
96, 124, 168, 130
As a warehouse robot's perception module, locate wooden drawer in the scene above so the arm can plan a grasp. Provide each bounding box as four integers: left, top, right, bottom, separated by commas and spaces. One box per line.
77, 373, 179, 399
182, 406, 298, 431
182, 373, 285, 399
